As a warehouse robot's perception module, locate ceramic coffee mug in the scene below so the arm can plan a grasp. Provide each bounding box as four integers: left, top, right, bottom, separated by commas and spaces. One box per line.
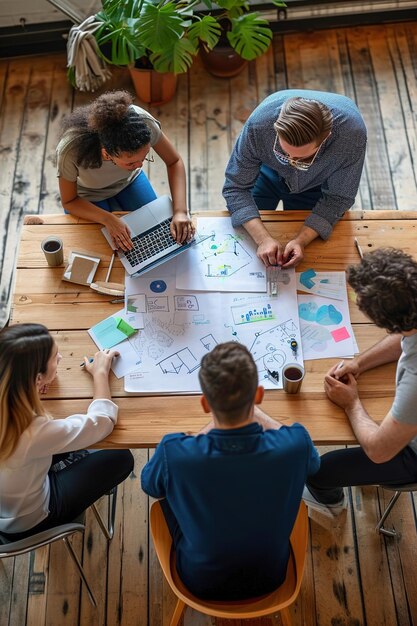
41, 236, 64, 266
282, 363, 304, 394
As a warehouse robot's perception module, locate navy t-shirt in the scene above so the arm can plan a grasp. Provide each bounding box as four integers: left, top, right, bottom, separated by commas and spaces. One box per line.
141, 422, 319, 600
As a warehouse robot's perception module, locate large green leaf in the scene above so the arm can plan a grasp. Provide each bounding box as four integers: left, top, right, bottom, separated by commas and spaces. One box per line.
227, 13, 272, 61
188, 16, 221, 49
95, 17, 146, 65
136, 3, 186, 53
150, 37, 198, 74
100, 0, 140, 21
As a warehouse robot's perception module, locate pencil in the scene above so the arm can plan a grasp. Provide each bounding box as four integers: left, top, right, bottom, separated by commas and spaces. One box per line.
354, 237, 364, 260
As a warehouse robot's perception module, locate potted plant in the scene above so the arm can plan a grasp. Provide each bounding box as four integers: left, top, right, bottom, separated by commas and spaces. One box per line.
93, 0, 286, 103
94, 0, 212, 104
196, 0, 287, 78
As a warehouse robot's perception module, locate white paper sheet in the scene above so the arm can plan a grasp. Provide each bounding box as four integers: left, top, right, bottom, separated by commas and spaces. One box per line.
298, 290, 357, 360
297, 269, 346, 300
125, 266, 303, 392
221, 273, 303, 389
125, 269, 223, 393
176, 216, 267, 292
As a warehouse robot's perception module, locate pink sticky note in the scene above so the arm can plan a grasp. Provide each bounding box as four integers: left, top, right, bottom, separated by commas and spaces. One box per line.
331, 327, 350, 342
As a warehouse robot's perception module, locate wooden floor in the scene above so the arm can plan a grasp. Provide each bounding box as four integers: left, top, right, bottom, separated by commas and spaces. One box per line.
1, 20, 417, 626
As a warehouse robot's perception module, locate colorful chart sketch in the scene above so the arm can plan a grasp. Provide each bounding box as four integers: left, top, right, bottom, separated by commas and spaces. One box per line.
298, 292, 357, 360
297, 269, 346, 300
176, 217, 266, 292
232, 301, 275, 325
201, 234, 252, 277
299, 302, 343, 325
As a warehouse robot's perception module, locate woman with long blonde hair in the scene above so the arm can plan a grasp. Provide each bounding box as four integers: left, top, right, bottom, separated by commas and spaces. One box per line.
0, 323, 133, 539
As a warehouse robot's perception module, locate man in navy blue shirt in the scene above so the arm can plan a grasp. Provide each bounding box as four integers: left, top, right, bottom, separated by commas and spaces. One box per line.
223, 90, 367, 268
141, 342, 319, 600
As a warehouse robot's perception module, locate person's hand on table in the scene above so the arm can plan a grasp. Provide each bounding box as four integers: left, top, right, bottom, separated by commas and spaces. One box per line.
170, 212, 195, 244
105, 214, 133, 251
324, 371, 359, 410
327, 359, 361, 382
82, 349, 120, 377
281, 239, 304, 268
256, 235, 282, 267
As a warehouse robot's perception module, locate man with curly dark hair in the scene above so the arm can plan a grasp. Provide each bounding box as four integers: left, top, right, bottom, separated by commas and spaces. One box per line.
303, 247, 417, 517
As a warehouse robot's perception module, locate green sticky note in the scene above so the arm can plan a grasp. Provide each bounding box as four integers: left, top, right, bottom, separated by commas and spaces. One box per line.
115, 317, 136, 337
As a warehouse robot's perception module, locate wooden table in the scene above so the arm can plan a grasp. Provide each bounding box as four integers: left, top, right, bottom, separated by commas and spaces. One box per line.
12, 209, 413, 448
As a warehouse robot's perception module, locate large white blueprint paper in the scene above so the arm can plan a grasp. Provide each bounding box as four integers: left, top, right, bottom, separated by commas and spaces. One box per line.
124, 267, 223, 394
124, 265, 302, 393
176, 216, 266, 292
220, 268, 303, 389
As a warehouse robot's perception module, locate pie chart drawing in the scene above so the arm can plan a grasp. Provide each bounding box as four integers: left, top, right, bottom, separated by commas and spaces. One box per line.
150, 280, 167, 293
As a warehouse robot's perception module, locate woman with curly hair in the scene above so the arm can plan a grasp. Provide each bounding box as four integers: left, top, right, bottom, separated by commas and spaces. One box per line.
57, 90, 193, 251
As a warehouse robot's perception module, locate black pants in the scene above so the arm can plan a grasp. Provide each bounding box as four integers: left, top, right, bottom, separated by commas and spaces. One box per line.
3, 449, 134, 540
307, 445, 417, 504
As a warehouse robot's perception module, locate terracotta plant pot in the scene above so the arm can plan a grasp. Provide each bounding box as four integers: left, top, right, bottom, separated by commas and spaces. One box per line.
128, 66, 177, 105
199, 44, 248, 78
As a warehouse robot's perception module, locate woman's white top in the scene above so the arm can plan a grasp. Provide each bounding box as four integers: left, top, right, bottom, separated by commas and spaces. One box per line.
0, 399, 118, 534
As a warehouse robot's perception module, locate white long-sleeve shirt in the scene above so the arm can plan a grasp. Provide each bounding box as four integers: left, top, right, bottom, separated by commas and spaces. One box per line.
0, 399, 118, 533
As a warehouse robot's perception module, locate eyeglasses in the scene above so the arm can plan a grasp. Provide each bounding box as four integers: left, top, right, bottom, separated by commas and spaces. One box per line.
272, 135, 328, 171
108, 151, 155, 167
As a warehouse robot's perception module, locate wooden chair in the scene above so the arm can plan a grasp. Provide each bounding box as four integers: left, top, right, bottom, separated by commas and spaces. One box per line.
150, 500, 309, 626
376, 483, 417, 538
0, 489, 117, 607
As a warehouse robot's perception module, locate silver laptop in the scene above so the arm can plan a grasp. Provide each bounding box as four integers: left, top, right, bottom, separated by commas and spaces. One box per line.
101, 195, 201, 277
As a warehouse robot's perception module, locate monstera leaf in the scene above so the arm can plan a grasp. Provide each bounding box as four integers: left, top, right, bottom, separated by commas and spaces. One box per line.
227, 13, 272, 61
150, 38, 198, 73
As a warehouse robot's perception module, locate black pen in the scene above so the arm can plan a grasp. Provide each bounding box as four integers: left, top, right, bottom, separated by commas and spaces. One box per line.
80, 357, 94, 368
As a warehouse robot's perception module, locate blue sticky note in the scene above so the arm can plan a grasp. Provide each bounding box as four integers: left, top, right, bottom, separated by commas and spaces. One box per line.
91, 317, 130, 349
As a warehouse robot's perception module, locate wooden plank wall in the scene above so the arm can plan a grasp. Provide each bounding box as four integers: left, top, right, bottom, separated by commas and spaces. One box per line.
1, 20, 417, 626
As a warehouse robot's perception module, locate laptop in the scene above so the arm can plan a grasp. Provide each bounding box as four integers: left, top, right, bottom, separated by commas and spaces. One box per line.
101, 195, 203, 277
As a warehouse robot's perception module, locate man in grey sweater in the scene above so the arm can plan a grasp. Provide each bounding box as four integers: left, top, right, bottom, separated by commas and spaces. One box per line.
223, 90, 367, 268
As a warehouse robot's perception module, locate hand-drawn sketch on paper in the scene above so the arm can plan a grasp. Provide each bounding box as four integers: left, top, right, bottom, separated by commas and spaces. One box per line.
176, 217, 267, 292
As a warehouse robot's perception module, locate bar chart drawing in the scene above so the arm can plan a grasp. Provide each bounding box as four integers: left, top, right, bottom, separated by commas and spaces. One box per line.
231, 300, 275, 325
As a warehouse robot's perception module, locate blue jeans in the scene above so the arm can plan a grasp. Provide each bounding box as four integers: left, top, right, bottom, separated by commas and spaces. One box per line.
252, 164, 322, 211
94, 171, 157, 212
307, 446, 417, 504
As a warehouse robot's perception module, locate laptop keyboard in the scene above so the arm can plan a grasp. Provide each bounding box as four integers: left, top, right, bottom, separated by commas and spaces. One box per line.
123, 218, 177, 267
